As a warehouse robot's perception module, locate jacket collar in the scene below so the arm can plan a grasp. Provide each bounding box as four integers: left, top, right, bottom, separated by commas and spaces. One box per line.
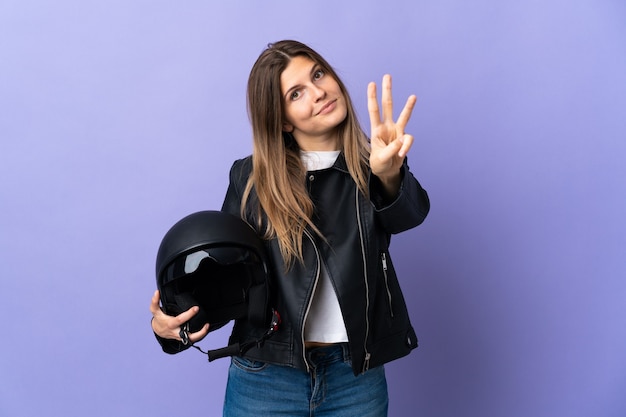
331, 152, 350, 174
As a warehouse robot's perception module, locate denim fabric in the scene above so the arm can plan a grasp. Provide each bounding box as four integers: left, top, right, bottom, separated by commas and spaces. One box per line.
223, 344, 388, 416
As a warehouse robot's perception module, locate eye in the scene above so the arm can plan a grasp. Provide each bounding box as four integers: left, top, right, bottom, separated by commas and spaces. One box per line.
313, 69, 325, 80
290, 90, 301, 101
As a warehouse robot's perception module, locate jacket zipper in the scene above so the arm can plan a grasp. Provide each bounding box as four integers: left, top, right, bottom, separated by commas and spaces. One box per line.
355, 187, 371, 373
381, 252, 394, 318
301, 229, 321, 373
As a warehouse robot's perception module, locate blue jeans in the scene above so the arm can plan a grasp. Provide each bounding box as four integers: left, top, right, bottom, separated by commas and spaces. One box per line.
223, 344, 388, 416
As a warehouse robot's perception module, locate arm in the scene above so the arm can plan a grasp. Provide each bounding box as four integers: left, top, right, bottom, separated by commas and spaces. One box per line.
367, 74, 417, 199
150, 159, 251, 354
367, 75, 429, 233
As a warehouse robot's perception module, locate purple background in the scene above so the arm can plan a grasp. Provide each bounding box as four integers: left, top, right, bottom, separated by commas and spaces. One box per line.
1, 1, 625, 416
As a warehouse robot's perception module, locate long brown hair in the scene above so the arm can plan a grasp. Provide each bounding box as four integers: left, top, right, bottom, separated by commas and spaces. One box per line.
242, 40, 370, 268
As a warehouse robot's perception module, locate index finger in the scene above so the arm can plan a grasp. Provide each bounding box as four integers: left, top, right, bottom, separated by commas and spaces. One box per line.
150, 290, 199, 325
175, 305, 200, 325
367, 81, 381, 130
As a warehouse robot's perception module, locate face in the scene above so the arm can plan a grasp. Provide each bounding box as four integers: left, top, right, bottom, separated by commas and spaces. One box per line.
280, 56, 347, 151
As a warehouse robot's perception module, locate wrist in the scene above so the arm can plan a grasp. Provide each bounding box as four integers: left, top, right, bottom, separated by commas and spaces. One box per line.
374, 171, 401, 200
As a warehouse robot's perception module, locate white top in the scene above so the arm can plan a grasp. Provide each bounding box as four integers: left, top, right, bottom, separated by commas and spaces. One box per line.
300, 150, 349, 343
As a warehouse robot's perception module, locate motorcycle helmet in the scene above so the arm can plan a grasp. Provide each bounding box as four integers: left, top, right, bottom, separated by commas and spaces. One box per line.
155, 210, 278, 360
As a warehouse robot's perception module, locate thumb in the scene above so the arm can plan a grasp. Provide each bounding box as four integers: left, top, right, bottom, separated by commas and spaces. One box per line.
149, 290, 162, 315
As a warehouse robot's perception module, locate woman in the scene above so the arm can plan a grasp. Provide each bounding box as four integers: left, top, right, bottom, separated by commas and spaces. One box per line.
150, 40, 430, 416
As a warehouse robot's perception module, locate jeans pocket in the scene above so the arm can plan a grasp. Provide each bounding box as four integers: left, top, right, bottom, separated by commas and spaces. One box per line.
231, 356, 269, 372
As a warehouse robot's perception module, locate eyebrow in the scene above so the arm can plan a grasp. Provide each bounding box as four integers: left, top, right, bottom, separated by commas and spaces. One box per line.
283, 62, 320, 100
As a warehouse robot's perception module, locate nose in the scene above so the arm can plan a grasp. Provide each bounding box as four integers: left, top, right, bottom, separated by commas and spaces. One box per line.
310, 83, 326, 102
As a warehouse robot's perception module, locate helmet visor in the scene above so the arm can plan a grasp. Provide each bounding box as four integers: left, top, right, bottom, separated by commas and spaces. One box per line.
160, 246, 263, 286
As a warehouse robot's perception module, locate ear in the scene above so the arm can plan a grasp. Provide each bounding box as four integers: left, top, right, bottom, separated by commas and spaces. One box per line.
282, 122, 294, 133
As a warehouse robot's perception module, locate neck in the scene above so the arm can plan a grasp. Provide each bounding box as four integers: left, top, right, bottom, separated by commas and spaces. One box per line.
292, 133, 339, 152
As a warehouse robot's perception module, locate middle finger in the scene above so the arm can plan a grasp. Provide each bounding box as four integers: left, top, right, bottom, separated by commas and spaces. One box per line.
382, 74, 394, 122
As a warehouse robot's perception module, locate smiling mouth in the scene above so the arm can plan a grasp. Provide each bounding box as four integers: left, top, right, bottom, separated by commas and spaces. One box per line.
317, 99, 337, 115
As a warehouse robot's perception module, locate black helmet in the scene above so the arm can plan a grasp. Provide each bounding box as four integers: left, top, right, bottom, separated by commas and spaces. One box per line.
156, 210, 279, 360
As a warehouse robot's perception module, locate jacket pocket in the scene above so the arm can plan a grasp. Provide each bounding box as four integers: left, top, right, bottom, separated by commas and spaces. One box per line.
380, 252, 394, 318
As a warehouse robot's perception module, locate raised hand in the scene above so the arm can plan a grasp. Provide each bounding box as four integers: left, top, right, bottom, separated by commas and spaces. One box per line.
367, 74, 417, 194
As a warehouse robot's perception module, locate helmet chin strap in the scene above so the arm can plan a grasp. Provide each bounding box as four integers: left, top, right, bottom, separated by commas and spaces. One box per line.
186, 309, 282, 362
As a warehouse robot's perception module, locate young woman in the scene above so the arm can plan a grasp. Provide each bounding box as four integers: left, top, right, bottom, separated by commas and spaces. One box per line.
150, 40, 430, 416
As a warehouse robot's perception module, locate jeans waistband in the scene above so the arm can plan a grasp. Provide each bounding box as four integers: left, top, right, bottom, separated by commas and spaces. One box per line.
305, 343, 350, 367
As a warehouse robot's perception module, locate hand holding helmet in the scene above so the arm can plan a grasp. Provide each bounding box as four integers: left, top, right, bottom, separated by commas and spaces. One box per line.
150, 289, 209, 344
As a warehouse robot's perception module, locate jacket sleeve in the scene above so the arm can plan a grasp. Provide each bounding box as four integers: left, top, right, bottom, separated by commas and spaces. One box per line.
369, 158, 430, 234
221, 158, 251, 216
153, 158, 250, 355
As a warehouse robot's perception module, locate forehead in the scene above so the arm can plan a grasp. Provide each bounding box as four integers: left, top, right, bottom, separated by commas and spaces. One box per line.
280, 56, 317, 93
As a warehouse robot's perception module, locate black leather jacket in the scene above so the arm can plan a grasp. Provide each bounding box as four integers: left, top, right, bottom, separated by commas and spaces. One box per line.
220, 154, 430, 375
